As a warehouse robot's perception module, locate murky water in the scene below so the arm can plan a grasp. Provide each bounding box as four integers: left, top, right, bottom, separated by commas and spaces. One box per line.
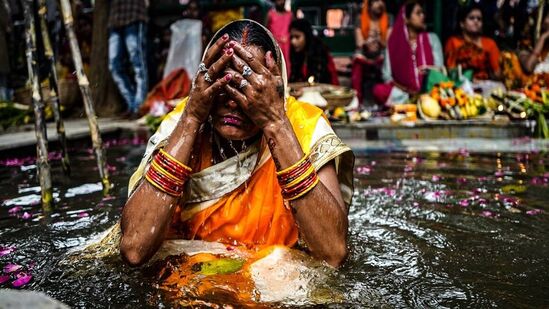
1, 134, 548, 308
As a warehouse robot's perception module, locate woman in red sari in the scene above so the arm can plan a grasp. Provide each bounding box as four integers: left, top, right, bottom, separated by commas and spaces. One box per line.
372, 0, 443, 106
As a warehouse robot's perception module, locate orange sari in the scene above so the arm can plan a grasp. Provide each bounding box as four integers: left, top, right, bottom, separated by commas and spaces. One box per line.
128, 96, 354, 249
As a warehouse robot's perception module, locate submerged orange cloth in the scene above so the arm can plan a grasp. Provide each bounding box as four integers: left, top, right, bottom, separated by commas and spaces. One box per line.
166, 97, 325, 248
360, 0, 389, 44
444, 36, 501, 80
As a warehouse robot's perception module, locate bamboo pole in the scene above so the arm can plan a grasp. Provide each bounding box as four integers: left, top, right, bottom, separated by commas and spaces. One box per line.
38, 0, 71, 176
21, 0, 53, 211
536, 0, 546, 41
58, 0, 110, 193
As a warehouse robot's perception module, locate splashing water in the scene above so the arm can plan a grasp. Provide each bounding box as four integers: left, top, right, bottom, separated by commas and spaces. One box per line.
1, 134, 549, 307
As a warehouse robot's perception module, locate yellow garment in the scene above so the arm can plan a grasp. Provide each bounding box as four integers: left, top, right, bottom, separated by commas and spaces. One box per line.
129, 96, 353, 248
209, 8, 244, 33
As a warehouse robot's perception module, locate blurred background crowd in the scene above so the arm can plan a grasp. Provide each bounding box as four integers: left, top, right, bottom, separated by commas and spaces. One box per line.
1, 0, 549, 130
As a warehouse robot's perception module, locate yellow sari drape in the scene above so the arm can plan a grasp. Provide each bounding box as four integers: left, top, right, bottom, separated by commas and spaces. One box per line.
128, 96, 354, 249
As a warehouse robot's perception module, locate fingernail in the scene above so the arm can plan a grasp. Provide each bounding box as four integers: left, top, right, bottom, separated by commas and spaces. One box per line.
228, 41, 236, 47
222, 34, 229, 40
226, 48, 233, 55
225, 74, 232, 81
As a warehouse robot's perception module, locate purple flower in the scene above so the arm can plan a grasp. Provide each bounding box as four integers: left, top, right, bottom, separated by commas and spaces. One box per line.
0, 275, 10, 284
480, 210, 494, 217
3, 264, 22, 273
356, 166, 372, 174
459, 199, 470, 207
78, 212, 89, 218
0, 247, 15, 257
8, 206, 22, 214
458, 148, 470, 157
477, 176, 489, 182
12, 273, 32, 288
494, 171, 504, 177
412, 202, 420, 208
431, 175, 441, 182
457, 177, 468, 185
526, 209, 543, 216
404, 166, 413, 173
531, 177, 543, 185
21, 212, 32, 220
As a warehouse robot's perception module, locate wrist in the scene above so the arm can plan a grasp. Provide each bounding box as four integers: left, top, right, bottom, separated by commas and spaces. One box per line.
262, 117, 290, 137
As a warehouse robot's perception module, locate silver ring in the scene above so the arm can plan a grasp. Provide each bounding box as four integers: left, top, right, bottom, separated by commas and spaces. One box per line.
204, 72, 213, 83
198, 62, 208, 73
239, 79, 249, 89
242, 65, 253, 77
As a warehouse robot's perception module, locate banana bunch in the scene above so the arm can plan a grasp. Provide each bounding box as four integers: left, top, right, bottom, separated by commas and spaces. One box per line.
428, 83, 486, 120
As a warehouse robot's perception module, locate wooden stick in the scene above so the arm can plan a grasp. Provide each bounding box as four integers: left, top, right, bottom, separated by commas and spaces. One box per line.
38, 0, 71, 176
59, 0, 110, 192
21, 0, 53, 211
536, 0, 546, 41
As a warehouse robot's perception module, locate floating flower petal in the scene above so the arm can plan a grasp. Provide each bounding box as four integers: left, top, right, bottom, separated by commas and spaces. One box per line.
12, 274, 32, 288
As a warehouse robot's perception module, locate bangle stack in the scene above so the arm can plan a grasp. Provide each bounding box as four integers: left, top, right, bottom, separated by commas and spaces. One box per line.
276, 154, 319, 201
145, 149, 192, 197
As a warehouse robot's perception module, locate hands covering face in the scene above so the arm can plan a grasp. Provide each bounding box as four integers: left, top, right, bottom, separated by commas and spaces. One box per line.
186, 34, 286, 130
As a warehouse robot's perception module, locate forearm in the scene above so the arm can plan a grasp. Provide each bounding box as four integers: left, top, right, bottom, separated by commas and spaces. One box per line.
120, 115, 200, 266
264, 119, 348, 267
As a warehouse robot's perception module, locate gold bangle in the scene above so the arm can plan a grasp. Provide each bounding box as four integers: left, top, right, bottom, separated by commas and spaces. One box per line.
144, 173, 181, 197
276, 154, 308, 176
150, 160, 185, 184
286, 175, 320, 201
282, 165, 315, 189
159, 149, 193, 172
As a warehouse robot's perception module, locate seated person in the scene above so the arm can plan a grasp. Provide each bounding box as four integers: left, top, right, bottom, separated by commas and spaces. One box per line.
445, 4, 501, 81
120, 20, 354, 269
351, 0, 391, 106
372, 0, 443, 106
289, 19, 339, 85
520, 8, 549, 75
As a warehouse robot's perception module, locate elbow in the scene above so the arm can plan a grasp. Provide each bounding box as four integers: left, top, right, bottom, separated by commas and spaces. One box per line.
325, 243, 348, 268
120, 239, 148, 267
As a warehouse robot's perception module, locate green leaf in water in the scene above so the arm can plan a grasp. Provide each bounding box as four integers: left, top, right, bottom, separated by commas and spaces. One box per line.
199, 258, 245, 276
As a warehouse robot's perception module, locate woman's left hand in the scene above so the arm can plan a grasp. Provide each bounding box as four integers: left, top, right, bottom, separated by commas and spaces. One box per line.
223, 42, 286, 130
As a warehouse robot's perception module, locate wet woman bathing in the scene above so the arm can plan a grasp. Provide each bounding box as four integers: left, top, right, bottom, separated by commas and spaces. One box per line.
119, 20, 354, 268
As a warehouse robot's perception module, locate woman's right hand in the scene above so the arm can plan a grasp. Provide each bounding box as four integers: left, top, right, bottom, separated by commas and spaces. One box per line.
185, 34, 235, 124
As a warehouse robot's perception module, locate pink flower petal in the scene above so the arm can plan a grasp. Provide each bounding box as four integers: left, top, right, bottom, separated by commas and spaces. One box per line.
78, 212, 89, 218
8, 206, 22, 214
494, 171, 504, 177
457, 177, 468, 184
404, 166, 413, 172
458, 148, 469, 157
0, 247, 15, 257
21, 212, 32, 220
480, 210, 494, 217
12, 274, 32, 288
526, 209, 543, 216
0, 275, 10, 284
431, 175, 441, 182
459, 199, 470, 207
4, 264, 22, 273
412, 202, 420, 208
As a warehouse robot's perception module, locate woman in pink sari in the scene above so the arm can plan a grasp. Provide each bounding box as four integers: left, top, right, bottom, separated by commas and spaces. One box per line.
372, 0, 443, 106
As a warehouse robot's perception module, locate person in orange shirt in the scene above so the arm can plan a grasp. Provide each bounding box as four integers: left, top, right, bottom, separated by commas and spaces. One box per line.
351, 0, 391, 106
120, 20, 353, 270
445, 4, 501, 81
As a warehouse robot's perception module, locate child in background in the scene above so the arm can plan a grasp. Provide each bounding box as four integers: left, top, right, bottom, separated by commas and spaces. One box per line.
266, 0, 293, 74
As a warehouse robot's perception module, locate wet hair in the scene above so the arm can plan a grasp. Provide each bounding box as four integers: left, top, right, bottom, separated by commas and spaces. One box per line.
404, 0, 422, 19
457, 3, 483, 23
210, 20, 278, 62
289, 18, 333, 84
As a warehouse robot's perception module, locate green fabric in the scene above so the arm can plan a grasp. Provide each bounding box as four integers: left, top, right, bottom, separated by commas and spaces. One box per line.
423, 68, 473, 93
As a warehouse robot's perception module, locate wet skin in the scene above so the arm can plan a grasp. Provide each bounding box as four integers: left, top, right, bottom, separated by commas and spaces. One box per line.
120, 33, 349, 268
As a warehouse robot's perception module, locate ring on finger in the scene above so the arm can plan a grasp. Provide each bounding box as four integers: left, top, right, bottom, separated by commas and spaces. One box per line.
239, 79, 249, 89
204, 72, 213, 83
198, 62, 208, 73
242, 65, 253, 77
